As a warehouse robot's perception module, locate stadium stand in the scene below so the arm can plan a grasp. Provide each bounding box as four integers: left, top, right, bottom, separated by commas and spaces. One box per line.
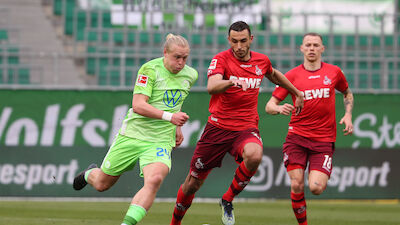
0, 0, 398, 92
0, 0, 83, 86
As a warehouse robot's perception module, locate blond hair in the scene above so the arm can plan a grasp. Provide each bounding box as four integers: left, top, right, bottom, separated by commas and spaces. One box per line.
163, 33, 189, 52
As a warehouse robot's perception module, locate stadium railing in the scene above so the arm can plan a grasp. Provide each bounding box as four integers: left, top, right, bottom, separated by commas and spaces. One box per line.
1, 0, 398, 93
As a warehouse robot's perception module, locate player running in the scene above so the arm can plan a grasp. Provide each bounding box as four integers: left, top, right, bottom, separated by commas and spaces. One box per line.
170, 21, 304, 225
265, 32, 354, 225
72, 34, 198, 225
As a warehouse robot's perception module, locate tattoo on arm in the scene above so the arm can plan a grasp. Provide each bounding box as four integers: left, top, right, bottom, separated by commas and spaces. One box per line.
343, 89, 354, 114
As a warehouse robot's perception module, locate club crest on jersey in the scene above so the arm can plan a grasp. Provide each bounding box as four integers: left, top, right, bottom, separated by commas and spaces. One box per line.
255, 65, 263, 76
182, 80, 190, 89
323, 75, 332, 85
136, 74, 148, 87
195, 158, 204, 169
209, 59, 217, 70
163, 90, 182, 108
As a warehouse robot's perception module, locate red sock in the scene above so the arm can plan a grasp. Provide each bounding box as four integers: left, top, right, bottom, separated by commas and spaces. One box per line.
170, 186, 195, 225
222, 162, 256, 202
291, 192, 307, 225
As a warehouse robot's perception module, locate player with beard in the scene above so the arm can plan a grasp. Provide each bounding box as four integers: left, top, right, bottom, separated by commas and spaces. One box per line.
170, 21, 304, 225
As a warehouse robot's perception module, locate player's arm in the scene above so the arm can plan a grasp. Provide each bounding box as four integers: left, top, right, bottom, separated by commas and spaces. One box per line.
265, 68, 304, 115
265, 96, 295, 116
175, 126, 184, 147
207, 74, 248, 94
339, 87, 354, 135
132, 94, 189, 126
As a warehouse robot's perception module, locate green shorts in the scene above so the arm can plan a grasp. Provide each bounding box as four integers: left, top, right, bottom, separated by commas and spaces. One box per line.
101, 134, 173, 177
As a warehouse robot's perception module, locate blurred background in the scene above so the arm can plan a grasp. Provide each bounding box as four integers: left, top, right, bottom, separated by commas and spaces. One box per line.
1, 0, 400, 91
0, 0, 399, 200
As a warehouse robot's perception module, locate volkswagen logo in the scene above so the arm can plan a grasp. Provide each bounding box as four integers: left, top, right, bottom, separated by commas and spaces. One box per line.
163, 90, 182, 108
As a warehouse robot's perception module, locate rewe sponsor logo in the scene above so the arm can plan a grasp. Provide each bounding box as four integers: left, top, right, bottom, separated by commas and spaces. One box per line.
352, 113, 400, 149
229, 75, 262, 89
301, 88, 330, 100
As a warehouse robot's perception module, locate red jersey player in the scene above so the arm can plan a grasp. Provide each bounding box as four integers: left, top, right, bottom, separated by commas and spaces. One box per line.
266, 32, 354, 225
170, 21, 304, 225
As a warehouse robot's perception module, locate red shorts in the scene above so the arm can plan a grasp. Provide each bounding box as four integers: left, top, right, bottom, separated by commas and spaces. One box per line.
283, 133, 335, 176
189, 122, 263, 179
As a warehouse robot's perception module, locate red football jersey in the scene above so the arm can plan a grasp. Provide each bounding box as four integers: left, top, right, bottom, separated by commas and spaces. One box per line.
272, 62, 349, 142
207, 49, 273, 131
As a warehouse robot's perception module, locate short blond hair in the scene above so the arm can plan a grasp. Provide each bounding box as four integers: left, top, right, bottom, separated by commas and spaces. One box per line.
164, 33, 189, 52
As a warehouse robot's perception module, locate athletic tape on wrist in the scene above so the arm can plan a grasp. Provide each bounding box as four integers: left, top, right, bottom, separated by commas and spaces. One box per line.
162, 111, 173, 121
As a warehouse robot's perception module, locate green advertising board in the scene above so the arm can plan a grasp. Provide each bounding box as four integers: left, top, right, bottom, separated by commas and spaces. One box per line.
0, 146, 398, 199
1, 90, 400, 149
0, 89, 399, 198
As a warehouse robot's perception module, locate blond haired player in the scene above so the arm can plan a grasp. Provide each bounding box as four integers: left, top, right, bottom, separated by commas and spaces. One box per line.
73, 34, 198, 225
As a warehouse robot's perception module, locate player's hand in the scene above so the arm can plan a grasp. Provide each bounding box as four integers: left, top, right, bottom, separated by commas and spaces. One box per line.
278, 103, 295, 116
175, 126, 184, 147
294, 94, 304, 116
340, 113, 353, 136
231, 79, 248, 91
171, 112, 189, 126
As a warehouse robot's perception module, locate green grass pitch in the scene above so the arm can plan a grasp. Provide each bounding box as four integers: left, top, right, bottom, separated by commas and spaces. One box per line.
0, 200, 399, 225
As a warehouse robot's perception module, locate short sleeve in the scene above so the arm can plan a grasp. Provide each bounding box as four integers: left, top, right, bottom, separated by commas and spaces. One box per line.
335, 68, 349, 93
207, 54, 226, 78
264, 56, 273, 75
272, 85, 290, 101
191, 70, 199, 87
133, 66, 156, 97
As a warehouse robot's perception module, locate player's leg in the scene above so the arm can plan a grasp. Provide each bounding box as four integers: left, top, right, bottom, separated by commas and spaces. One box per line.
172, 122, 229, 225
72, 163, 98, 190
73, 133, 134, 191
221, 130, 263, 225
170, 173, 206, 225
73, 164, 120, 191
307, 141, 334, 195
122, 162, 169, 225
283, 133, 309, 225
308, 170, 329, 195
87, 168, 119, 191
122, 141, 173, 225
222, 142, 262, 202
288, 166, 307, 225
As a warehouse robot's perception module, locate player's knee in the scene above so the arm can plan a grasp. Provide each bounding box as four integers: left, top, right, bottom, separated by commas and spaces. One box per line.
291, 179, 304, 193
93, 182, 112, 192
146, 174, 165, 189
309, 183, 326, 195
244, 148, 263, 167
184, 177, 202, 195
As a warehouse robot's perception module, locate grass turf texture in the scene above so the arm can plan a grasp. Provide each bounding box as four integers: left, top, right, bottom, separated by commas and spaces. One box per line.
0, 200, 399, 225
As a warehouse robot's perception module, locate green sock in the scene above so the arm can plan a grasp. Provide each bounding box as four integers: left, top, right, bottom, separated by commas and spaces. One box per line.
122, 204, 147, 225
84, 168, 94, 182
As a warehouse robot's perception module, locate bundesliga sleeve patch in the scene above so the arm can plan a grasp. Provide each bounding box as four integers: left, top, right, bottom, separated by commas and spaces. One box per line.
208, 59, 217, 70
136, 74, 148, 87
